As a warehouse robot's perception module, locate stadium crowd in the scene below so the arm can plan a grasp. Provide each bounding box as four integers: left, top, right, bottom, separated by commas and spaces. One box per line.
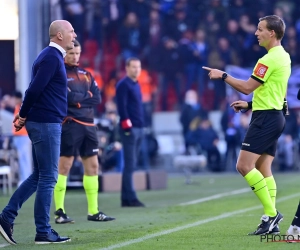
52, 0, 300, 111
51, 0, 300, 171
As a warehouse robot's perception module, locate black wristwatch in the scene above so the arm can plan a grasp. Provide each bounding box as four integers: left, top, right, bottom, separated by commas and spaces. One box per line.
222, 72, 228, 81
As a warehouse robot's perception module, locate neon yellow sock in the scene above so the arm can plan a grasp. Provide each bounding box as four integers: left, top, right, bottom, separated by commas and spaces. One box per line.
265, 176, 277, 205
54, 174, 67, 212
83, 175, 99, 215
244, 168, 276, 217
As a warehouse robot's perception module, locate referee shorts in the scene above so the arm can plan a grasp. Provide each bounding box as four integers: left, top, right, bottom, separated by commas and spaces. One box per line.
241, 110, 285, 156
60, 120, 99, 157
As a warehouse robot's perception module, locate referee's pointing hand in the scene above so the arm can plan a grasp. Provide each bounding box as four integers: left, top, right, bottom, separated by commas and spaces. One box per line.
202, 66, 225, 80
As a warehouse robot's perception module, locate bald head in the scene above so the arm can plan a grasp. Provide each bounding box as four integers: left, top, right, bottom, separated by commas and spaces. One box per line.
49, 20, 71, 39
49, 20, 77, 51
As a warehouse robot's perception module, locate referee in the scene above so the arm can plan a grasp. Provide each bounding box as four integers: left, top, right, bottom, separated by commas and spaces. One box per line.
203, 15, 290, 235
53, 40, 115, 223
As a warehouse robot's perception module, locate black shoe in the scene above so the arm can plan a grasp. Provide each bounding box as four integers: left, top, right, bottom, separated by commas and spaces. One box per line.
0, 214, 16, 245
35, 229, 71, 244
54, 208, 75, 224
269, 225, 280, 235
87, 211, 115, 222
248, 211, 283, 235
121, 199, 145, 207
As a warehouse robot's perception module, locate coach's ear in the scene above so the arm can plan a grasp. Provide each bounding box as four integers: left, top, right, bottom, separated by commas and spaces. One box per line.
297, 89, 300, 100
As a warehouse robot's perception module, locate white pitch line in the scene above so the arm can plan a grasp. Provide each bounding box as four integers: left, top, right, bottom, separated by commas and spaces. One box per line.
98, 193, 299, 250
0, 244, 9, 248
179, 187, 250, 206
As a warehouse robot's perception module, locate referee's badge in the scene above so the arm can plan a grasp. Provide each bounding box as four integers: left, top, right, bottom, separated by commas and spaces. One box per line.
254, 63, 268, 78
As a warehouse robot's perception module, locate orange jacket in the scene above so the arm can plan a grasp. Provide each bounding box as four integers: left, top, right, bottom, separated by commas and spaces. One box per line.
137, 69, 156, 103
13, 104, 28, 136
85, 67, 104, 90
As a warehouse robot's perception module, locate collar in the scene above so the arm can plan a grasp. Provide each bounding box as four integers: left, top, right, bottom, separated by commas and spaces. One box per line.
49, 42, 66, 58
126, 76, 138, 84
268, 45, 283, 54
65, 63, 77, 69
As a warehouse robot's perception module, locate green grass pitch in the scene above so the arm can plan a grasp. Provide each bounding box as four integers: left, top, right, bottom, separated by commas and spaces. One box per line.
0, 173, 299, 249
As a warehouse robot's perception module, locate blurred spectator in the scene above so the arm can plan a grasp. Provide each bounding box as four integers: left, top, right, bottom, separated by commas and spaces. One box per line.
237, 112, 250, 144
12, 91, 32, 186
144, 9, 163, 72
123, 0, 151, 38
229, 0, 247, 21
274, 1, 294, 27
85, 0, 104, 48
295, 17, 300, 43
181, 29, 209, 96
238, 14, 258, 66
277, 109, 298, 171
82, 61, 104, 90
103, 69, 119, 102
159, 37, 182, 110
224, 121, 241, 171
166, 9, 192, 41
138, 68, 155, 127
224, 19, 244, 55
102, 0, 124, 42
137, 68, 156, 169
187, 0, 205, 31
208, 37, 240, 109
60, 0, 86, 46
221, 94, 241, 171
206, 0, 229, 29
1, 95, 14, 114
179, 90, 208, 154
199, 10, 220, 47
285, 38, 300, 65
186, 118, 222, 171
118, 12, 144, 60
97, 101, 124, 172
0, 95, 14, 136
152, 0, 176, 25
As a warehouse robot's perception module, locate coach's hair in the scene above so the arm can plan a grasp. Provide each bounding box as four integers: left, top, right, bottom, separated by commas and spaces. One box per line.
125, 57, 140, 66
259, 15, 285, 40
73, 39, 81, 47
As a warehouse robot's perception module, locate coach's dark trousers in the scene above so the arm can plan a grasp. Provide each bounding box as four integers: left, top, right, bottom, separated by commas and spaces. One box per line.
120, 127, 143, 202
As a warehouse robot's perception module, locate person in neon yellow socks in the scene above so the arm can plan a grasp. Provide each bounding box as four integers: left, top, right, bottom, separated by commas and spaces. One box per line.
203, 15, 290, 235
54, 40, 115, 223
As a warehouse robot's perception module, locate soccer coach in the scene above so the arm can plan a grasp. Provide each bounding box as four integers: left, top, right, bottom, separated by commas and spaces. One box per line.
203, 15, 290, 236
0, 20, 76, 245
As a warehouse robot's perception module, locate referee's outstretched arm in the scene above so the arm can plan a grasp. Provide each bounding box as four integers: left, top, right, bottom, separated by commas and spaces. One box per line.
202, 66, 261, 95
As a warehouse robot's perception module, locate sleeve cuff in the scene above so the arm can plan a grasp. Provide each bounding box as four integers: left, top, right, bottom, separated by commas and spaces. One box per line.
251, 75, 264, 84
